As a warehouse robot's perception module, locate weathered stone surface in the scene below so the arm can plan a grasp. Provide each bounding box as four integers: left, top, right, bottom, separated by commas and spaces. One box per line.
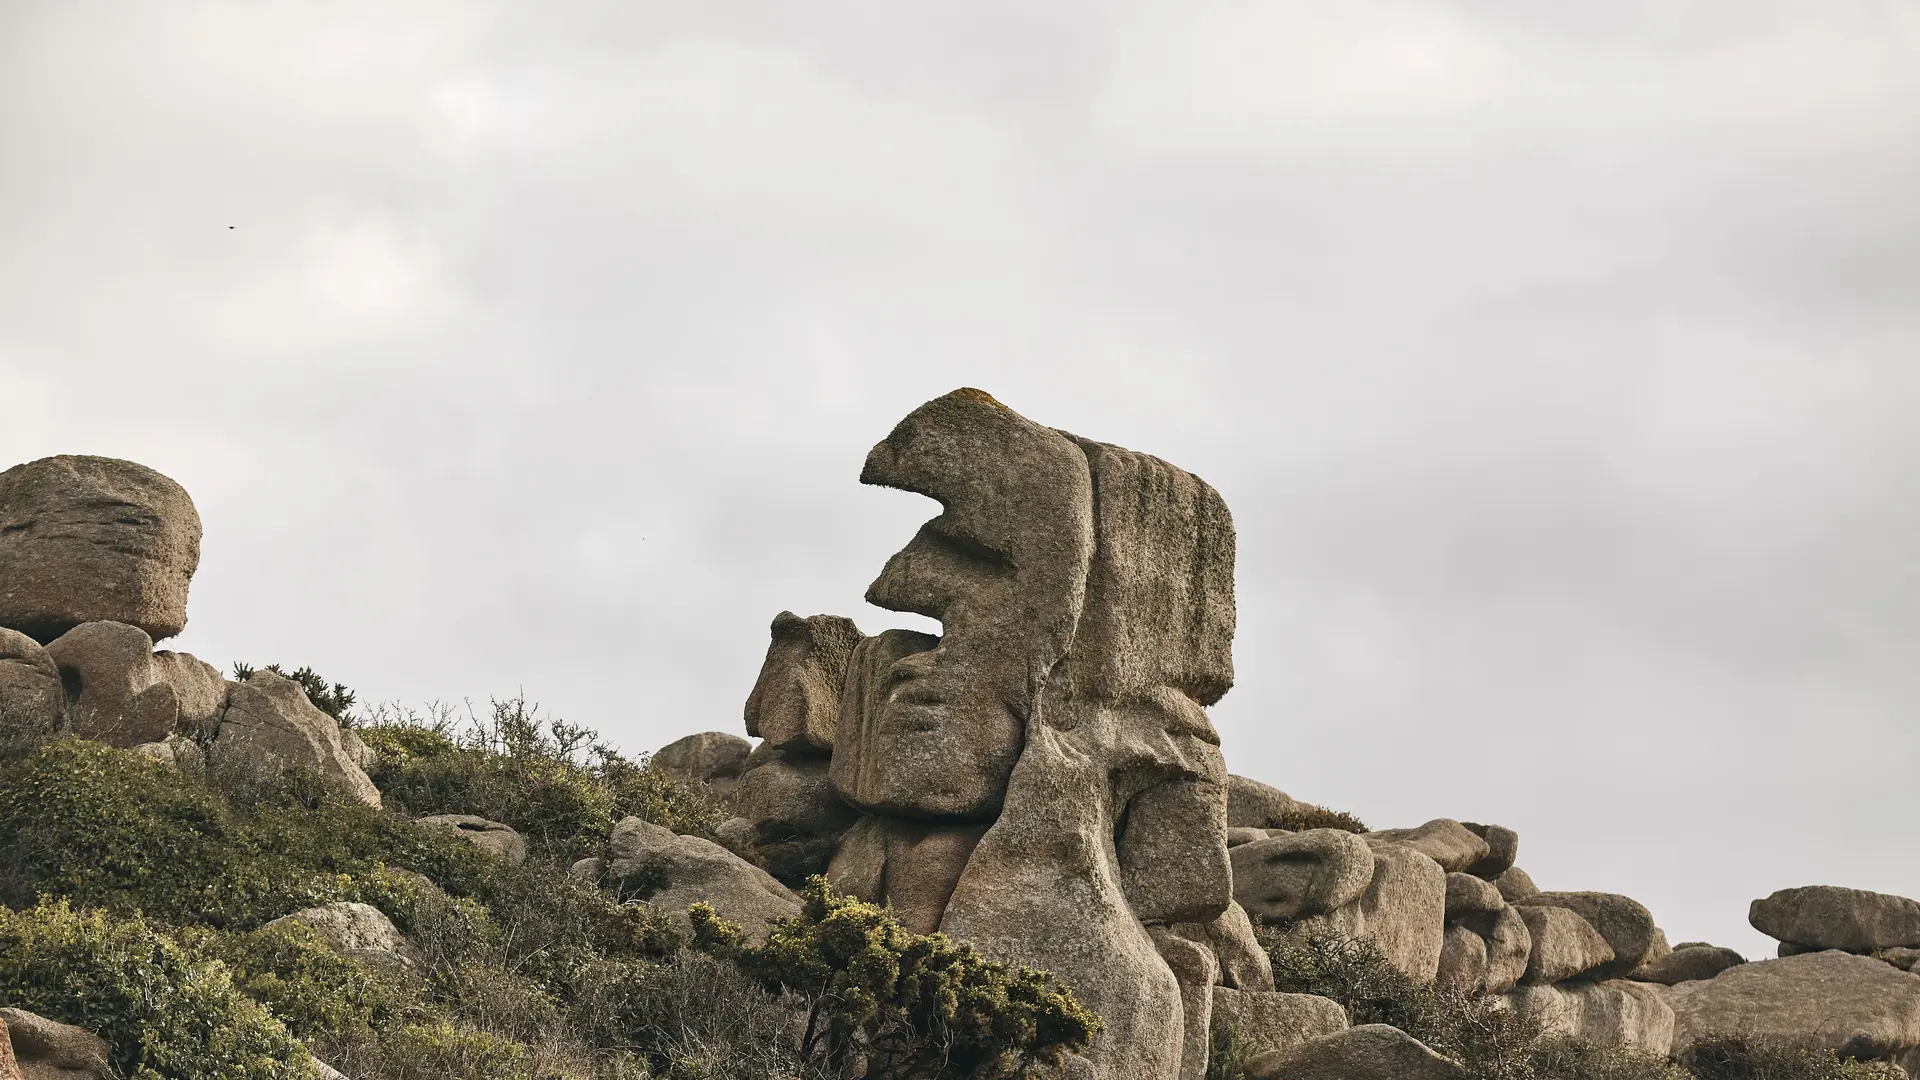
266, 902, 420, 972
0, 1008, 111, 1080
1750, 886, 1920, 952
605, 815, 799, 939
826, 389, 1241, 1079
1496, 865, 1540, 903
1523, 892, 1663, 978
1232, 829, 1374, 922
0, 455, 202, 644
1352, 838, 1449, 983
1877, 947, 1920, 972
1462, 822, 1519, 879
1189, 901, 1276, 992
0, 1018, 16, 1080
1518, 905, 1615, 985
828, 814, 991, 935
1120, 777, 1231, 924
1210, 987, 1348, 1058
650, 730, 752, 797
1668, 950, 1920, 1066
743, 612, 864, 752
1226, 826, 1268, 847
1633, 944, 1747, 985
1502, 980, 1676, 1056
1227, 774, 1294, 829
0, 627, 62, 742
415, 814, 529, 864
151, 650, 225, 736
728, 746, 859, 885
1367, 819, 1491, 874
45, 621, 176, 747
208, 670, 381, 806
1246, 1024, 1466, 1080
1151, 929, 1217, 1080
1437, 922, 1490, 995
130, 734, 205, 776
1481, 904, 1533, 995
1446, 872, 1506, 921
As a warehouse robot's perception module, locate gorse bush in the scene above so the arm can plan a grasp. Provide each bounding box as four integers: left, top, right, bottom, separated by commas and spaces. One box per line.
232, 662, 358, 723
692, 878, 1101, 1080
0, 737, 490, 928
0, 901, 317, 1080
358, 696, 724, 862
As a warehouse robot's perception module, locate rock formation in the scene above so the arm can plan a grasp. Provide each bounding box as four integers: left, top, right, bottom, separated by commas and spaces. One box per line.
0, 455, 201, 644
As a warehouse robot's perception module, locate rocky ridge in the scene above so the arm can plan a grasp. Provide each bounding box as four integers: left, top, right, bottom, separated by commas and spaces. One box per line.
3, 399, 1918, 1079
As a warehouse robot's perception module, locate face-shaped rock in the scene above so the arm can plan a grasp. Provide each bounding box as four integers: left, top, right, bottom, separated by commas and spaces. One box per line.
0, 456, 201, 644
835, 390, 1095, 820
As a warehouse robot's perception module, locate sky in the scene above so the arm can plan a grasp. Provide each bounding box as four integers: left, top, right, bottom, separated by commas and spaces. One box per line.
3, 0, 1918, 960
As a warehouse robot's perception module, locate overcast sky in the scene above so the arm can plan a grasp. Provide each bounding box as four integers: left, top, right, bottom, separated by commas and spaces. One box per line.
4, 1, 1918, 959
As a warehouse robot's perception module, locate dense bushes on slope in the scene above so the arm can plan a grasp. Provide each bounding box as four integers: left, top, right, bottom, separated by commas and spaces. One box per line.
0, 711, 1094, 1080
357, 696, 724, 862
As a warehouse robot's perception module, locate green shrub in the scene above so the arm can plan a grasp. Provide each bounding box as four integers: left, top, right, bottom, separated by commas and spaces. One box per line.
0, 738, 490, 928
1268, 801, 1368, 833
186, 920, 408, 1039
0, 901, 317, 1080
358, 697, 723, 862
693, 878, 1100, 1080
232, 662, 358, 723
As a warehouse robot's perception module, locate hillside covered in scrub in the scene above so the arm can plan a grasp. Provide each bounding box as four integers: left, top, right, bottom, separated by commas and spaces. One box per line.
4, 394, 1920, 1079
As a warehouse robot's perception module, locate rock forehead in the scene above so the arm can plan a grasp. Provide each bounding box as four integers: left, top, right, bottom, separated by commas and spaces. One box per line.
0, 455, 201, 644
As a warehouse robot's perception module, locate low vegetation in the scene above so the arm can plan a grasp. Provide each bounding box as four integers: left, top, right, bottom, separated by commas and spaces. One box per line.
0, 682, 1093, 1080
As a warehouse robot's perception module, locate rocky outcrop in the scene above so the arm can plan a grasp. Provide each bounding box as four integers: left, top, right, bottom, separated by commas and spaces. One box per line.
604, 815, 800, 939
209, 670, 381, 806
0, 628, 62, 743
1750, 886, 1920, 953
1461, 822, 1518, 879
1517, 904, 1615, 985
1667, 950, 1920, 1068
1495, 865, 1539, 903
1227, 775, 1294, 829
415, 814, 529, 863
266, 902, 421, 972
1209, 987, 1348, 1058
1521, 891, 1664, 979
0, 455, 201, 645
44, 621, 177, 747
1366, 820, 1490, 874
1632, 943, 1746, 985
743, 612, 863, 753
0, 1008, 112, 1080
728, 743, 859, 884
1245, 1024, 1466, 1080
649, 730, 752, 797
836, 389, 1238, 1080
1502, 980, 1676, 1057
1231, 828, 1374, 922
151, 650, 226, 736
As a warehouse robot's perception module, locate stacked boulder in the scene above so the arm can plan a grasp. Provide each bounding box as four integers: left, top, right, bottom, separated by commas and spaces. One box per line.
1660, 886, 1920, 1074
1227, 802, 1680, 1057
0, 455, 381, 807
